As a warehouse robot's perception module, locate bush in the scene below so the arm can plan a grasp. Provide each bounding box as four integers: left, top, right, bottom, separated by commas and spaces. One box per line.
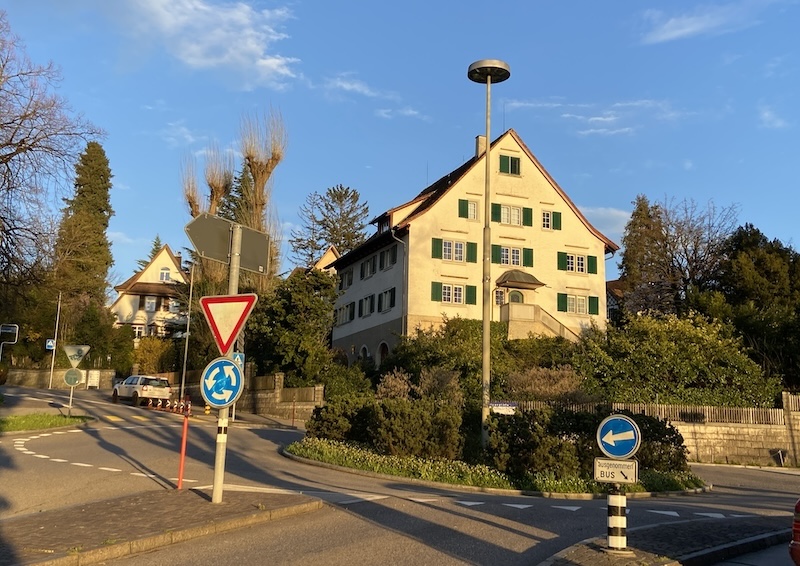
305, 396, 374, 443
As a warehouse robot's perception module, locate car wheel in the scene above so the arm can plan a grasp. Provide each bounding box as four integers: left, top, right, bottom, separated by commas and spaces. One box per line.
131, 392, 139, 407
112, 390, 119, 404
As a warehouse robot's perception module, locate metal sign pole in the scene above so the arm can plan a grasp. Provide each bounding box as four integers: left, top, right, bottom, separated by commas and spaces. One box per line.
211, 224, 242, 504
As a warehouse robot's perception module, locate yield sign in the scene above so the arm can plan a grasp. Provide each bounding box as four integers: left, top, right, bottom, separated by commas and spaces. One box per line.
200, 294, 258, 356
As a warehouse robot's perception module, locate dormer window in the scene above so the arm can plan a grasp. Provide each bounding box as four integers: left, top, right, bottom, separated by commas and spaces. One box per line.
378, 218, 390, 233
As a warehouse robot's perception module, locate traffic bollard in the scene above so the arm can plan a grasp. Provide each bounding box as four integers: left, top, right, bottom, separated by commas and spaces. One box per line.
607, 487, 627, 552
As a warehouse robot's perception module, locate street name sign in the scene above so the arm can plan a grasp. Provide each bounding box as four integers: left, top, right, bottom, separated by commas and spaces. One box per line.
200, 294, 258, 356
597, 414, 641, 459
201, 357, 244, 409
63, 345, 90, 368
594, 457, 638, 484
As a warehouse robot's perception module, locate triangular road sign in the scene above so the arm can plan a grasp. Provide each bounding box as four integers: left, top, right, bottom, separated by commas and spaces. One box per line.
63, 345, 90, 368
200, 294, 258, 356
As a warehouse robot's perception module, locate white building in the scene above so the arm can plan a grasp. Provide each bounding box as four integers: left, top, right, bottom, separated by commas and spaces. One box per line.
328, 130, 619, 366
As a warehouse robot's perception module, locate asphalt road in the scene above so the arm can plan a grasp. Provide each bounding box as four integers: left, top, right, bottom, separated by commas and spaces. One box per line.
2, 386, 797, 565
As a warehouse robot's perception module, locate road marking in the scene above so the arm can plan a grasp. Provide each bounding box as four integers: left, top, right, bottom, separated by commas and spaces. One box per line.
504, 504, 533, 509
339, 494, 389, 505
99, 467, 122, 472
695, 512, 726, 519
34, 454, 49, 459
408, 497, 439, 503
50, 458, 68, 463
647, 510, 680, 517
552, 506, 581, 512
131, 472, 157, 478
104, 415, 123, 422
71, 462, 93, 467
456, 501, 485, 507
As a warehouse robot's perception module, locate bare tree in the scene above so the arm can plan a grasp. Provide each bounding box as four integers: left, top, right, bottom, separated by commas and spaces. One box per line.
0, 12, 102, 291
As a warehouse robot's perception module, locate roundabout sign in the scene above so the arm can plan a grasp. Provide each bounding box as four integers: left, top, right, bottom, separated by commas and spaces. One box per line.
200, 357, 244, 410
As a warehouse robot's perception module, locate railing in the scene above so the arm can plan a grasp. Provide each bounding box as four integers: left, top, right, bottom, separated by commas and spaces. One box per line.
517, 400, 786, 425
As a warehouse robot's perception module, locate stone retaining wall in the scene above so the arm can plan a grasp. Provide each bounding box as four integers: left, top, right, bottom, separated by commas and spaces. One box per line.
674, 421, 793, 467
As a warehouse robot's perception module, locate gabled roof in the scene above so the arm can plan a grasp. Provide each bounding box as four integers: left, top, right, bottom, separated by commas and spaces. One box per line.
110, 245, 187, 309
331, 129, 619, 270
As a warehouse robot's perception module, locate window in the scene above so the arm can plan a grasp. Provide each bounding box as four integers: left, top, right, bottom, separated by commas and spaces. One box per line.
159, 267, 171, 282
339, 269, 354, 290
491, 204, 533, 226
169, 299, 180, 314
499, 154, 521, 176
336, 302, 356, 325
144, 296, 156, 312
542, 210, 562, 230
495, 289, 505, 305
431, 282, 477, 305
557, 252, 598, 274
360, 256, 378, 279
458, 199, 479, 220
492, 245, 534, 267
557, 294, 600, 315
379, 245, 398, 270
509, 291, 524, 303
432, 238, 471, 263
358, 294, 375, 317
378, 288, 396, 312
133, 325, 144, 339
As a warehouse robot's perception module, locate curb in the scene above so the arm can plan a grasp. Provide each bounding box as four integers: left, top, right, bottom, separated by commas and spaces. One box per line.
30, 499, 324, 566
675, 528, 791, 566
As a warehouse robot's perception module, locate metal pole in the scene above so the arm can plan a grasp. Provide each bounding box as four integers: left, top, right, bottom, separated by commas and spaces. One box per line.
180, 263, 195, 401
211, 224, 242, 504
48, 292, 62, 389
481, 74, 493, 448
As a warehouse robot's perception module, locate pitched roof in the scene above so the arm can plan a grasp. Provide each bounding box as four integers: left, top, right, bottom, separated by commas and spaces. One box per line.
110, 245, 187, 310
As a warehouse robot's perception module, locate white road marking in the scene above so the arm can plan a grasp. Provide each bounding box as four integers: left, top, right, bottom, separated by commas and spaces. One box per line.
456, 501, 485, 507
647, 510, 680, 517
504, 504, 533, 509
71, 462, 93, 467
552, 506, 581, 512
695, 512, 726, 519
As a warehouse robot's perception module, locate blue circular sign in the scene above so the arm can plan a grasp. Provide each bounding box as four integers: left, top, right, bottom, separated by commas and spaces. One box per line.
200, 357, 244, 409
597, 415, 641, 459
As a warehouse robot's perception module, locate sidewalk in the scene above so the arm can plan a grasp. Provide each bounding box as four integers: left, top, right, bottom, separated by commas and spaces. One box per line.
1, 390, 793, 565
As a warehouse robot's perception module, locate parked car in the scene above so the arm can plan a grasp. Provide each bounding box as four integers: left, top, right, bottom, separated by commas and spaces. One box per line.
112, 375, 172, 407
791, 498, 800, 565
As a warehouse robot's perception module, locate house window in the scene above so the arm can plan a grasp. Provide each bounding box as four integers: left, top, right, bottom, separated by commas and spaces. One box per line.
458, 199, 479, 220
495, 289, 505, 305
336, 302, 356, 325
501, 205, 522, 226
509, 291, 524, 303
558, 252, 598, 274
433, 238, 477, 263
133, 325, 144, 339
144, 296, 156, 312
499, 246, 521, 266
339, 269, 354, 290
431, 282, 477, 305
379, 245, 398, 270
360, 256, 378, 279
543, 210, 562, 230
378, 288, 396, 312
169, 299, 180, 313
558, 294, 600, 315
358, 294, 376, 317
160, 267, 171, 282
499, 154, 521, 176
492, 245, 533, 267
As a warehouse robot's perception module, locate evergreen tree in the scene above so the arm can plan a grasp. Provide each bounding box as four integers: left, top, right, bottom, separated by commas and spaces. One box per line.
289, 184, 369, 266
137, 235, 163, 270
53, 141, 114, 352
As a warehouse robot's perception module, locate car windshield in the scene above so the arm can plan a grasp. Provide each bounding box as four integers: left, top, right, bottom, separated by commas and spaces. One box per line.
144, 378, 169, 387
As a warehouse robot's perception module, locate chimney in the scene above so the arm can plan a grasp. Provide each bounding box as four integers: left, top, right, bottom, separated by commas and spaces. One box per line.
475, 135, 486, 158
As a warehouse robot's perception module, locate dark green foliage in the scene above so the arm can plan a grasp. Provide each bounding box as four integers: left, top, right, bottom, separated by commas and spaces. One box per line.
306, 397, 374, 444
626, 412, 688, 472
486, 410, 580, 479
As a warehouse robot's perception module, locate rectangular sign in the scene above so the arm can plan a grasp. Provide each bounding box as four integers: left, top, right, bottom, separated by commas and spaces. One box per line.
594, 457, 638, 484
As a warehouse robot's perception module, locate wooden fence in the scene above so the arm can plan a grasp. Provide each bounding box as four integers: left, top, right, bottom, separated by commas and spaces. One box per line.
516, 400, 788, 425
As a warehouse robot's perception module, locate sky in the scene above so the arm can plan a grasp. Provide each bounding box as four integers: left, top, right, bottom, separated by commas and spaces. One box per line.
2, 0, 798, 286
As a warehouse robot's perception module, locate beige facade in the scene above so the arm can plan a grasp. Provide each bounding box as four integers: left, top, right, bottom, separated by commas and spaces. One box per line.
330, 130, 619, 366
110, 245, 188, 341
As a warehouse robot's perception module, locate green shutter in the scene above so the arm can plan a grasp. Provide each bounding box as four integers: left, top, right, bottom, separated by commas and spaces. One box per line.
466, 242, 478, 263
523, 207, 533, 227
431, 282, 442, 302
491, 244, 501, 264
466, 285, 477, 305
458, 199, 469, 218
500, 154, 510, 173
432, 238, 443, 259
587, 255, 598, 274
491, 203, 501, 222
553, 211, 562, 230
557, 251, 567, 271
523, 248, 534, 267
557, 293, 568, 312
588, 296, 599, 315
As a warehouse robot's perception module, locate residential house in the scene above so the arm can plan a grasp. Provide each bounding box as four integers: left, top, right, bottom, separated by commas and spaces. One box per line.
328, 129, 619, 366
110, 245, 188, 341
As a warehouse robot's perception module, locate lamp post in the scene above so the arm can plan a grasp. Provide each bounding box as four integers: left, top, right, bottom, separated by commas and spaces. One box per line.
468, 59, 510, 448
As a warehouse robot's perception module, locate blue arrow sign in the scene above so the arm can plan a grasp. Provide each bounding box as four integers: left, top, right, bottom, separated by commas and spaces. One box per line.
597, 415, 641, 459
200, 357, 244, 409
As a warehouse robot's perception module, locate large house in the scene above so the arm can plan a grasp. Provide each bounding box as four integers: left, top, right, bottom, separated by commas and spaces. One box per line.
110, 245, 188, 341
328, 129, 619, 366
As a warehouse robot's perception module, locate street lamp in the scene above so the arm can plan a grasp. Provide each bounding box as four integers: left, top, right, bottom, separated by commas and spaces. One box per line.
468, 59, 510, 448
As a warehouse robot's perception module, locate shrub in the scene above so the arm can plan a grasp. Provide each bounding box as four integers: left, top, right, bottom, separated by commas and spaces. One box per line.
305, 396, 374, 443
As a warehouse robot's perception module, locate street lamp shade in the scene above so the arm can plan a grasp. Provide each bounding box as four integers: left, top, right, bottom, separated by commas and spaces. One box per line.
468, 59, 511, 84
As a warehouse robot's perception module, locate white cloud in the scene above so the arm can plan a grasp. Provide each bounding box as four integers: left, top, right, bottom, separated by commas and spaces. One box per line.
160, 120, 204, 147
375, 107, 429, 121
683, 159, 695, 170
577, 127, 635, 136
758, 104, 788, 128
109, 231, 138, 245
640, 2, 777, 44
581, 206, 630, 244
126, 0, 299, 89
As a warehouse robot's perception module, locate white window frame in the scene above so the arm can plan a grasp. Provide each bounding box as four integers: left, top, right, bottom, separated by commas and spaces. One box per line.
500, 205, 522, 226
566, 294, 588, 315
441, 284, 464, 304
468, 200, 478, 220
500, 246, 521, 266
442, 239, 466, 263
495, 289, 505, 305
566, 253, 587, 273
542, 210, 551, 230
159, 267, 171, 282
169, 299, 181, 314
144, 296, 156, 312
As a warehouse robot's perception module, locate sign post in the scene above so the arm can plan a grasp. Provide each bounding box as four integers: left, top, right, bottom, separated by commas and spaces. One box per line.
595, 414, 641, 555
62, 345, 90, 416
